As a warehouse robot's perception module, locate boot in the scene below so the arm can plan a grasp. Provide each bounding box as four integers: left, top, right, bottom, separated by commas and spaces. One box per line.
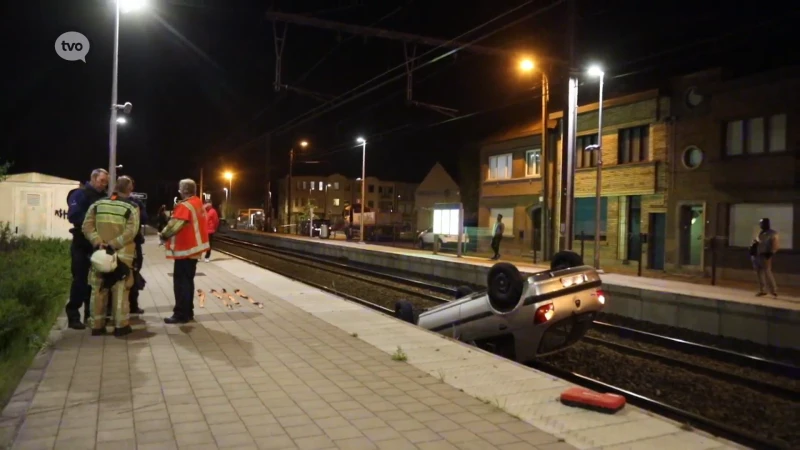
114, 325, 133, 337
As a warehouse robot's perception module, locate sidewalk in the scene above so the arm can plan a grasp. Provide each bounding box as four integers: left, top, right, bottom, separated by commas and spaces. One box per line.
1, 241, 576, 450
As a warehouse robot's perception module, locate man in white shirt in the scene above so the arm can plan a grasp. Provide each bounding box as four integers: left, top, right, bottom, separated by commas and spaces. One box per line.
491, 214, 505, 260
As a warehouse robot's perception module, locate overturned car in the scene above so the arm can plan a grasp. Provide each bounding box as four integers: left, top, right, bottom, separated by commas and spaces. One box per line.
394, 251, 605, 363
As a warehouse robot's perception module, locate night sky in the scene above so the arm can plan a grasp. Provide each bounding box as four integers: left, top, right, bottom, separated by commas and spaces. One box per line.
1, 0, 796, 213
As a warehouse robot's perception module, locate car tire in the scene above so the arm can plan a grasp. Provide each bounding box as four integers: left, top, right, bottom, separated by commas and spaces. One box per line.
551, 251, 584, 271
487, 262, 524, 313
394, 300, 415, 324
455, 285, 473, 299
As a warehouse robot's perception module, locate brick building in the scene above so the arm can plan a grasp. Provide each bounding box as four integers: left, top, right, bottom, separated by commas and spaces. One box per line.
550, 90, 671, 268
666, 66, 799, 286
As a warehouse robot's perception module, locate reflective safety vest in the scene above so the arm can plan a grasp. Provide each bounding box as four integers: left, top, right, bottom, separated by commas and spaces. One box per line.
164, 196, 210, 259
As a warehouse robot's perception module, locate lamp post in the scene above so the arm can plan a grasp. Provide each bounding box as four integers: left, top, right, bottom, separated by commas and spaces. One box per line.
223, 187, 229, 217
224, 171, 233, 219
519, 58, 551, 261
587, 65, 605, 270
287, 140, 308, 229
356, 137, 367, 243
108, 0, 145, 194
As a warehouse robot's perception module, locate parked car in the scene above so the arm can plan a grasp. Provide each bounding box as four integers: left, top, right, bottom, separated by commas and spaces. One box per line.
417, 228, 470, 249
394, 251, 605, 363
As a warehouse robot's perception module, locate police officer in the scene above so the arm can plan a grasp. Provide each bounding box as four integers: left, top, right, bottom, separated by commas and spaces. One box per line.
127, 178, 148, 315
66, 168, 108, 330
82, 175, 140, 336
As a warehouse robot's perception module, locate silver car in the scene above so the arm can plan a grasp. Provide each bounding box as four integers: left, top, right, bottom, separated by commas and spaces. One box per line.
394, 251, 605, 363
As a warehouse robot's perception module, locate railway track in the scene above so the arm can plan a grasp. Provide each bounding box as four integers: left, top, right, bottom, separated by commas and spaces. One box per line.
215, 234, 797, 449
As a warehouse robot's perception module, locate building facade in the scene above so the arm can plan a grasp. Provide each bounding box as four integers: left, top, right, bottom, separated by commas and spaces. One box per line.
415, 162, 461, 232
478, 123, 546, 256
279, 174, 418, 228
666, 67, 799, 285
550, 90, 671, 268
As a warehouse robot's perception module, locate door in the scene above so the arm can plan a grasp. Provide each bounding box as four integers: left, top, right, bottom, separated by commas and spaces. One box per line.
679, 204, 704, 266
17, 190, 49, 238
626, 196, 642, 261
648, 213, 666, 270
531, 207, 541, 253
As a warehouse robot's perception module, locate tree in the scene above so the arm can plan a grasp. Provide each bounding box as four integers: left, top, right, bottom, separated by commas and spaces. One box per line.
0, 160, 12, 183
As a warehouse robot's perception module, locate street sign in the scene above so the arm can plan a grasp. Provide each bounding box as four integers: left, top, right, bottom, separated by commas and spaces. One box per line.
131, 192, 148, 200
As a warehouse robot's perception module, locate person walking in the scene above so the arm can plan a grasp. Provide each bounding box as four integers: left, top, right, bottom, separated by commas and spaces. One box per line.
82, 176, 140, 336
490, 214, 505, 260
754, 217, 780, 298
204, 201, 219, 262
159, 179, 209, 324
65, 168, 108, 330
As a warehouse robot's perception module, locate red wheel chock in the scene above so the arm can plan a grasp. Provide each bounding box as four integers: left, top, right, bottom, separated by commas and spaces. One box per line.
560, 387, 626, 414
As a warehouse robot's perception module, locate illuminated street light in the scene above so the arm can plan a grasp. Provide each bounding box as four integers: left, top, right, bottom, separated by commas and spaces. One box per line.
519, 59, 534, 72
300, 141, 308, 148
116, 117, 127, 125
356, 137, 367, 244
119, 0, 147, 13
587, 64, 605, 270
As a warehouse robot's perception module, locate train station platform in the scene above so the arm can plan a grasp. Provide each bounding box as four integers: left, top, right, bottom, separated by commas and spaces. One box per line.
0, 238, 743, 450
226, 230, 800, 351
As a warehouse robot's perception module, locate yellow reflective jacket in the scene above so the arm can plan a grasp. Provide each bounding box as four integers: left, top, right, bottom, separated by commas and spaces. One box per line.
82, 196, 140, 267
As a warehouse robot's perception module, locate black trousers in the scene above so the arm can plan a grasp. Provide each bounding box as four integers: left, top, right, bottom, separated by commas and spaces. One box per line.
173, 258, 198, 320
66, 237, 92, 322
204, 233, 214, 259
129, 240, 144, 311
491, 235, 502, 256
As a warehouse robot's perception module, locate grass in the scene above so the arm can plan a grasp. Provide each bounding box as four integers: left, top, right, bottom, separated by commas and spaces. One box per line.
0, 223, 71, 409
391, 346, 408, 362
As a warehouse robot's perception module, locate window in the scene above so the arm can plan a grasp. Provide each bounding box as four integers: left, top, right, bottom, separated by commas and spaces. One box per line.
368, 200, 374, 208
618, 126, 650, 164
729, 203, 793, 249
682, 146, 704, 169
576, 135, 599, 168
488, 208, 514, 237
573, 197, 608, 240
525, 149, 542, 177
333, 182, 340, 190
378, 186, 383, 193
319, 181, 324, 190
310, 182, 315, 191
333, 198, 340, 206
488, 153, 512, 180
301, 181, 307, 190
297, 181, 302, 190
726, 114, 786, 156
368, 185, 375, 193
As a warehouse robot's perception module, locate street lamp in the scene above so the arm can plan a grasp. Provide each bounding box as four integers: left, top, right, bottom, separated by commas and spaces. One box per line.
223, 171, 233, 218
519, 57, 551, 261
587, 64, 605, 270
116, 117, 127, 125
108, 0, 146, 194
356, 137, 367, 244
287, 140, 309, 229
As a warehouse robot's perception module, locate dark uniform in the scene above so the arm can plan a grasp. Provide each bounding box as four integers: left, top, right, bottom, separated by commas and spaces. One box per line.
128, 197, 148, 314
66, 182, 107, 328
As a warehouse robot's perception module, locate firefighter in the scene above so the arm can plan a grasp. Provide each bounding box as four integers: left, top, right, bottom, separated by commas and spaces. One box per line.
159, 178, 209, 324
82, 176, 140, 336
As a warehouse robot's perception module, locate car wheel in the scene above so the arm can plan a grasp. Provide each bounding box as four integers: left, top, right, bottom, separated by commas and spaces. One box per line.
487, 262, 524, 313
551, 251, 584, 271
394, 300, 415, 324
455, 285, 473, 299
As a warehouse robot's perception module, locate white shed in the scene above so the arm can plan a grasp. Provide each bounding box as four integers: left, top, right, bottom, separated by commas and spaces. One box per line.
0, 172, 82, 240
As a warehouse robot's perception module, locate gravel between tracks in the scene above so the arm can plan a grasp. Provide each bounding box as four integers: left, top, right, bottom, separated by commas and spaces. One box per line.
215, 240, 443, 310
543, 343, 799, 448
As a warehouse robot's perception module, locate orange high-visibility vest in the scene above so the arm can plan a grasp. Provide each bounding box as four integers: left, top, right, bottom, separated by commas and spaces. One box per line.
165, 196, 209, 259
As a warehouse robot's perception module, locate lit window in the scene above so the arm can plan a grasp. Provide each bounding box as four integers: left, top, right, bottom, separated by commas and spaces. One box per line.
488, 153, 512, 180
525, 149, 541, 177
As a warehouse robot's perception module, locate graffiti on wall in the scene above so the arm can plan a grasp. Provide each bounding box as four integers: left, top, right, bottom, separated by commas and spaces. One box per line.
55, 209, 68, 220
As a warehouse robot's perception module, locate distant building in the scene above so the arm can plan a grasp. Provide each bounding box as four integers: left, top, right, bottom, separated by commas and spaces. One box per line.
278, 174, 418, 230
414, 162, 461, 232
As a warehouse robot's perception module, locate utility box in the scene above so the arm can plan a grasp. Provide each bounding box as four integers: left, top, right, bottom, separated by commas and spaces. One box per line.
0, 172, 82, 240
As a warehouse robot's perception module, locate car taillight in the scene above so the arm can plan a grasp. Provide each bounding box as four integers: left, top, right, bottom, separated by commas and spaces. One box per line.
596, 289, 606, 305
534, 303, 555, 324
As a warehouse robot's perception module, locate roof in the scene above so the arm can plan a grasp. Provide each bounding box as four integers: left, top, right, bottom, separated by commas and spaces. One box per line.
3, 172, 81, 185
415, 162, 459, 194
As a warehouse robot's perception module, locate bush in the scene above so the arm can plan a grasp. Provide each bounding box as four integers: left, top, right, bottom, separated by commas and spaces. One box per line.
0, 223, 71, 408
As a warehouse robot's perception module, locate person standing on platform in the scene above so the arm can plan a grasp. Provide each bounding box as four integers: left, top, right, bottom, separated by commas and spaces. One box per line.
203, 201, 219, 263
490, 214, 505, 260
65, 168, 109, 330
159, 179, 209, 324
127, 178, 148, 315
754, 217, 780, 298
82, 176, 140, 336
